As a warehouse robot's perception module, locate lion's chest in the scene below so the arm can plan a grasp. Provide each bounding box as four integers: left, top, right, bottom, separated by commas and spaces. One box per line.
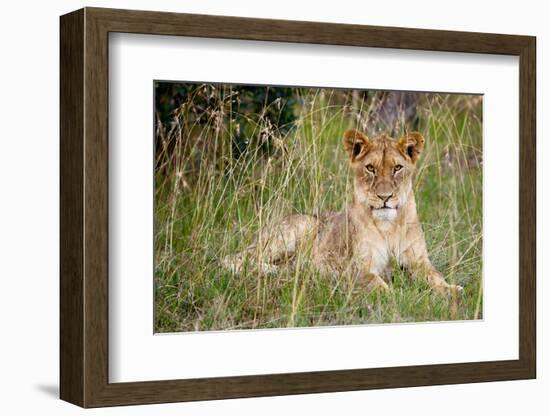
353, 222, 405, 276
313, 211, 407, 276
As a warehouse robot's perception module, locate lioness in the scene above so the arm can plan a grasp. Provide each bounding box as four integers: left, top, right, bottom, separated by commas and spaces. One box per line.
223, 129, 462, 295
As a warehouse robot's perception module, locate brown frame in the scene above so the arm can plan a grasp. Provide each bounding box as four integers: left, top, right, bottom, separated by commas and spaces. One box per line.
60, 7, 536, 408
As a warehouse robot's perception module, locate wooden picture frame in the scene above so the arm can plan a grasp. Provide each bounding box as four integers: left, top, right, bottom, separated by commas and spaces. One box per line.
60, 7, 536, 408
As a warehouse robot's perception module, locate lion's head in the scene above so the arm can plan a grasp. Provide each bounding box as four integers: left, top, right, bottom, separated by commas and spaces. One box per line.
343, 129, 425, 221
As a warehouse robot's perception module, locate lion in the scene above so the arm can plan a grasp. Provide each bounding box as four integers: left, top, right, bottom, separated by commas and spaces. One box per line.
222, 129, 463, 295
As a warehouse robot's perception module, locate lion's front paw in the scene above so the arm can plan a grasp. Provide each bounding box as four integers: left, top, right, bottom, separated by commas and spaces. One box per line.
433, 282, 463, 296
366, 274, 390, 294
451, 284, 464, 293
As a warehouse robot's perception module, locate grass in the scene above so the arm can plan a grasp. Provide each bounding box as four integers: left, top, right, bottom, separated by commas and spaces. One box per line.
154, 86, 483, 333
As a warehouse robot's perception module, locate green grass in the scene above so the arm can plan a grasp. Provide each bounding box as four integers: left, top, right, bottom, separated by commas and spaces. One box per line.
154, 87, 483, 332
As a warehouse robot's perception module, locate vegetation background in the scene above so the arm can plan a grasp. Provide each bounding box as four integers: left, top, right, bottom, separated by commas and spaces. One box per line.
154, 82, 483, 332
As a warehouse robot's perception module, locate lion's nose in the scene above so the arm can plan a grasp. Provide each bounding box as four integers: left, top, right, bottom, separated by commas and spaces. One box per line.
377, 193, 393, 203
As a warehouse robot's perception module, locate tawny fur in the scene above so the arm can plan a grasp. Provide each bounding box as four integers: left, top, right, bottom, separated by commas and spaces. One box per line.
222, 129, 462, 295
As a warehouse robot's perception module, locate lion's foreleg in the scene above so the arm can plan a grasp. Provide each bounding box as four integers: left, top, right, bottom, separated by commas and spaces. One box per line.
365, 273, 390, 293
401, 247, 463, 295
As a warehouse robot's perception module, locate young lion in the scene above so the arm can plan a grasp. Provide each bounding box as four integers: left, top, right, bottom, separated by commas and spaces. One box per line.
223, 129, 463, 295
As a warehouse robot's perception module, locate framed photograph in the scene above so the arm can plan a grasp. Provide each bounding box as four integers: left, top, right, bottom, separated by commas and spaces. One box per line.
60, 7, 536, 408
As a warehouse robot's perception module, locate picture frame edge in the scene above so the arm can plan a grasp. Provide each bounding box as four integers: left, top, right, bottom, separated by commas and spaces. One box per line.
59, 7, 537, 408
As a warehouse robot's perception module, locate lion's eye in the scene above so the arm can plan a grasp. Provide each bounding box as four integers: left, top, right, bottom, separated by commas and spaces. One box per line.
365, 164, 375, 173
394, 164, 403, 172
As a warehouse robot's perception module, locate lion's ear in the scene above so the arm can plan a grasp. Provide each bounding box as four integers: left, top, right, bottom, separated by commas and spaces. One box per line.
397, 132, 425, 164
343, 129, 370, 162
